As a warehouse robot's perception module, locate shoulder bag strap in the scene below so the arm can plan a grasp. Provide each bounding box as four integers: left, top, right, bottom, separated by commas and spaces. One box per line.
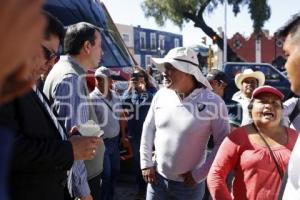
253, 124, 283, 179
101, 98, 114, 113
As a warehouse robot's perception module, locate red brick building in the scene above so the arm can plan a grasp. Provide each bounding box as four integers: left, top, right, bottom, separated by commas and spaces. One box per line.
227, 31, 286, 70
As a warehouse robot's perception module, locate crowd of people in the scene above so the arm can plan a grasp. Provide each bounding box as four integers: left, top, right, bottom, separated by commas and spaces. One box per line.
1, 1, 300, 200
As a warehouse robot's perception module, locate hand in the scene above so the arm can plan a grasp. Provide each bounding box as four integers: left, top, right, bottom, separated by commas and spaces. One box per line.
69, 136, 101, 160
129, 80, 138, 89
120, 137, 133, 160
77, 194, 93, 200
69, 126, 80, 136
142, 167, 156, 184
138, 82, 146, 92
120, 136, 129, 146
180, 171, 197, 187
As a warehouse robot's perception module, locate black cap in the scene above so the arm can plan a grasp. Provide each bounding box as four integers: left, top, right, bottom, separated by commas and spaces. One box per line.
206, 69, 228, 84
130, 71, 143, 81
276, 12, 300, 37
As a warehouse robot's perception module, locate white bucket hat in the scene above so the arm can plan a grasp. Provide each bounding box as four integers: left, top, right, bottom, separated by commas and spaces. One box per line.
235, 69, 265, 90
151, 47, 212, 90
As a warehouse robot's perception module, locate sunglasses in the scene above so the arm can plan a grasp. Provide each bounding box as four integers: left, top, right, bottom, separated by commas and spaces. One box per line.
41, 45, 58, 61
217, 80, 228, 87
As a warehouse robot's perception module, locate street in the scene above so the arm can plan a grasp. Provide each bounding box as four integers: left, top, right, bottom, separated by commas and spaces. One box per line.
114, 160, 145, 200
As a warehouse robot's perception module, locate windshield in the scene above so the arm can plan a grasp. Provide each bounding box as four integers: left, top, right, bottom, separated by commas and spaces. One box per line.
44, 0, 135, 68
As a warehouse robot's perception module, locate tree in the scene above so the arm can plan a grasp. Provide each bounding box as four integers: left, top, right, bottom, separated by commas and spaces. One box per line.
141, 0, 271, 62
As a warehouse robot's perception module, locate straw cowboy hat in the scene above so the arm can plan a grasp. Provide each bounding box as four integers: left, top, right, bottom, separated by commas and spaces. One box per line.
151, 47, 212, 90
235, 69, 265, 90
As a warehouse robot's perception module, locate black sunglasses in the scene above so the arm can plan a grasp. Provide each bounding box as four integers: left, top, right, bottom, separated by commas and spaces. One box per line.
41, 45, 57, 61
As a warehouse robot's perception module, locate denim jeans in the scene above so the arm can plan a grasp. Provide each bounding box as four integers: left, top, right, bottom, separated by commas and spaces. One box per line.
130, 138, 147, 194
146, 172, 204, 200
100, 136, 120, 200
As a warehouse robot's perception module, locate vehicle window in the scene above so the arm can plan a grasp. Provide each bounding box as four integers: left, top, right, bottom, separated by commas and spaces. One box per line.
225, 63, 281, 81
253, 65, 280, 81
100, 3, 134, 67
224, 64, 251, 80
44, 0, 135, 68
223, 63, 291, 102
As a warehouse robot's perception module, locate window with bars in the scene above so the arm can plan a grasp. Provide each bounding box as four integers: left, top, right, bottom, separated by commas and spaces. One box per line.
140, 32, 146, 49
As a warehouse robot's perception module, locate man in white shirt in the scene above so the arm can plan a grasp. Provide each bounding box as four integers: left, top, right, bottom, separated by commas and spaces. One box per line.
282, 97, 300, 131
90, 66, 126, 200
277, 13, 300, 200
140, 47, 230, 200
231, 69, 265, 126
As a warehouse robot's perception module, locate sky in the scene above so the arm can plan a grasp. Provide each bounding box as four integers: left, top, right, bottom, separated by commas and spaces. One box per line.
101, 0, 299, 46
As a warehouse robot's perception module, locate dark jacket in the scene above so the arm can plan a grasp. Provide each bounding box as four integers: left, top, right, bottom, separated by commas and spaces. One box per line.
122, 89, 156, 140
0, 90, 73, 200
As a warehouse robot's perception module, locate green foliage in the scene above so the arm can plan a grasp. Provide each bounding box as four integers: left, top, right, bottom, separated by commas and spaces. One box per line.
141, 0, 199, 28
249, 0, 271, 34
141, 0, 270, 33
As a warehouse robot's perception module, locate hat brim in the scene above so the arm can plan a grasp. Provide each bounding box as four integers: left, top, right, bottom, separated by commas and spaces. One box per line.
235, 71, 265, 90
252, 86, 284, 100
151, 57, 212, 90
94, 74, 110, 78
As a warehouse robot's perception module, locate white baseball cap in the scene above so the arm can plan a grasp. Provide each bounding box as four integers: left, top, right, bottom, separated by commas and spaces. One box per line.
94, 66, 111, 78
151, 47, 212, 90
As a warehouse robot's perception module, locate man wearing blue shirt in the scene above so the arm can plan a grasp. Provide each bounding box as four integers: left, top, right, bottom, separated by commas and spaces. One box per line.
44, 22, 105, 200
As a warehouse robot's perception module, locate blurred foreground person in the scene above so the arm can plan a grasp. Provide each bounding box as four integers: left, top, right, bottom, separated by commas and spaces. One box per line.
277, 13, 300, 199
0, 12, 100, 200
140, 47, 229, 200
44, 22, 105, 200
0, 0, 45, 103
0, 1, 45, 199
208, 86, 298, 200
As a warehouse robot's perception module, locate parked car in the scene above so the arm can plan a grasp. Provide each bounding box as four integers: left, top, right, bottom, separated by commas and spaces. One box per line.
221, 62, 291, 102
44, 0, 135, 91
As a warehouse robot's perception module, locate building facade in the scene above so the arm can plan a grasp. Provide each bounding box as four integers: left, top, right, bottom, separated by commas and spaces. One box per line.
227, 31, 285, 70
116, 24, 183, 68
116, 23, 135, 56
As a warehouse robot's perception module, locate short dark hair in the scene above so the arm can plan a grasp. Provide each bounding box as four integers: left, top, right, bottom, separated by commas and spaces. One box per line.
206, 69, 228, 84
64, 22, 101, 55
248, 99, 255, 118
276, 13, 300, 37
42, 11, 65, 43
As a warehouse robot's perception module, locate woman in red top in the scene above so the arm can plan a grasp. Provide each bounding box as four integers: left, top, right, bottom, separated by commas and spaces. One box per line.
207, 86, 298, 200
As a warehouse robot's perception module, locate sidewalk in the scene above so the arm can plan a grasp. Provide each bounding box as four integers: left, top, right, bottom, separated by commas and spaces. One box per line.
114, 173, 145, 200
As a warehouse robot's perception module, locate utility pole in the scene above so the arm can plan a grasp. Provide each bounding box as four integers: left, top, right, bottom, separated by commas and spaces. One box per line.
207, 45, 214, 72
223, 0, 228, 64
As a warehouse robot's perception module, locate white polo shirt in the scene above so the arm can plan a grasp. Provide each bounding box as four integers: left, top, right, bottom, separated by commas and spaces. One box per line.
140, 87, 230, 182
90, 88, 121, 139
